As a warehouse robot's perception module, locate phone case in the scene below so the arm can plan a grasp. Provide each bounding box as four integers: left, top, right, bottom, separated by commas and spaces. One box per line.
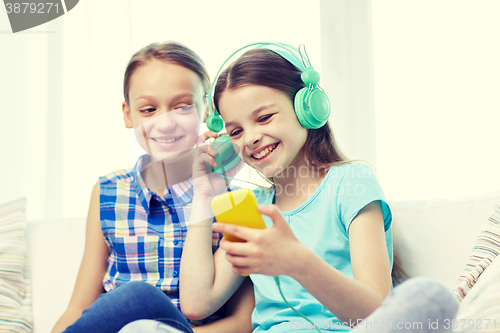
211, 188, 267, 242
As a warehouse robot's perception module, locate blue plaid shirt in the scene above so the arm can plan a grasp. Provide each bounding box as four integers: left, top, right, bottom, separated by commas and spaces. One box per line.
99, 154, 223, 325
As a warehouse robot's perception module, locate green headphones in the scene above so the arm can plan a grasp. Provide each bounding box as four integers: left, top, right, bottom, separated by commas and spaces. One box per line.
207, 42, 331, 174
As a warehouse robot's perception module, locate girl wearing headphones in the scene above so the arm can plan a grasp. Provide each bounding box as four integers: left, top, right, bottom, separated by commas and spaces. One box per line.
178, 44, 458, 333
181, 45, 396, 332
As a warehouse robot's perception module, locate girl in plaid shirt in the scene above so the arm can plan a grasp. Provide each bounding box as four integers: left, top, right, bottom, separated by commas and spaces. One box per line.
52, 42, 253, 333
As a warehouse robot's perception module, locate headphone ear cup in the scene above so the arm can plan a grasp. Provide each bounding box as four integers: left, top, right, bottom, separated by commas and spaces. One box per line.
206, 114, 224, 133
211, 136, 241, 174
294, 87, 331, 129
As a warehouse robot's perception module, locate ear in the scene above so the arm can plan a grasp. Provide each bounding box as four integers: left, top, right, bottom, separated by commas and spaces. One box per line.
122, 101, 133, 129
202, 104, 209, 123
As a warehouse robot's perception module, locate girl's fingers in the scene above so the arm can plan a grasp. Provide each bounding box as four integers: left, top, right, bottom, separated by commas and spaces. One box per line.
203, 130, 220, 141
196, 153, 216, 168
199, 131, 219, 144
225, 251, 261, 275
197, 144, 218, 157
222, 243, 256, 274
225, 252, 251, 267
257, 204, 278, 216
257, 205, 286, 227
194, 146, 220, 171
196, 131, 218, 147
213, 222, 255, 242
219, 238, 252, 256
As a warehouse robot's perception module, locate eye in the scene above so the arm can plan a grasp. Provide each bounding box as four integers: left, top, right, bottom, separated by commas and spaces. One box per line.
175, 104, 196, 113
230, 129, 242, 137
258, 114, 273, 123
140, 108, 156, 114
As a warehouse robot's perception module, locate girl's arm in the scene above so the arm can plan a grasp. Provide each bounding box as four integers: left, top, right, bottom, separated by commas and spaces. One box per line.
51, 182, 109, 333
193, 277, 255, 333
214, 201, 391, 325
179, 194, 246, 320
180, 133, 246, 319
288, 201, 391, 323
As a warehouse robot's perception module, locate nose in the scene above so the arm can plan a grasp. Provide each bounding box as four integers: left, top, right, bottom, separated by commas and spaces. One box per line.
244, 128, 262, 149
152, 110, 176, 132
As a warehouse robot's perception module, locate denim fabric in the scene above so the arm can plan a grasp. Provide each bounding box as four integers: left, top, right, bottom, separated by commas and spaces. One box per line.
117, 277, 459, 333
63, 281, 193, 333
119, 319, 191, 333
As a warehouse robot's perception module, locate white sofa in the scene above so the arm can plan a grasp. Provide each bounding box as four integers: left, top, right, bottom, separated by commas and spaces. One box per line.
23, 190, 500, 332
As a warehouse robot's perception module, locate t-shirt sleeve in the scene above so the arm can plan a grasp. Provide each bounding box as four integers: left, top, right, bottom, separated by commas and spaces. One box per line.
336, 163, 392, 236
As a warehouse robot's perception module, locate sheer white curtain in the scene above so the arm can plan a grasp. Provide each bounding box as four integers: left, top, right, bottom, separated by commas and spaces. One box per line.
319, 0, 376, 165
0, 20, 51, 220
1, 1, 137, 221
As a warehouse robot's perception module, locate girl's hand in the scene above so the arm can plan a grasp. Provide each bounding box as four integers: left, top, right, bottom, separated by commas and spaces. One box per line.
192, 131, 243, 199
212, 205, 305, 277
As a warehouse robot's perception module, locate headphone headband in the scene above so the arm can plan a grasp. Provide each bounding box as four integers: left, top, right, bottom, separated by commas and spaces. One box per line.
206, 42, 330, 133
208, 42, 310, 118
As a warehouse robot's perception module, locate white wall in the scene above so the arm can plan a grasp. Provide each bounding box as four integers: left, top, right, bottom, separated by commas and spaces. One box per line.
372, 0, 500, 200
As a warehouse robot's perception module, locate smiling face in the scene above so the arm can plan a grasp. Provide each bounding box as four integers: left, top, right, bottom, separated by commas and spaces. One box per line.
218, 84, 308, 177
123, 60, 206, 162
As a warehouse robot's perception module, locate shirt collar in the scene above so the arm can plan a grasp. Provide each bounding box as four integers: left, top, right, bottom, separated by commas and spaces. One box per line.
169, 178, 195, 206
133, 155, 194, 214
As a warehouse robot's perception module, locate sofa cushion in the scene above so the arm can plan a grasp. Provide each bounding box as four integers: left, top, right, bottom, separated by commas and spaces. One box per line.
453, 256, 500, 333
0, 198, 33, 332
391, 190, 500, 290
453, 204, 500, 301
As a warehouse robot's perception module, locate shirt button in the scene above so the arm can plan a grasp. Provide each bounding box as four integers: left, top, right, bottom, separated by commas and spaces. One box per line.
173, 240, 179, 245
173, 270, 178, 277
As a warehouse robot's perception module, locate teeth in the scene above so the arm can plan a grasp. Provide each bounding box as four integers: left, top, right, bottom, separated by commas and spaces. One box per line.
253, 144, 277, 159
152, 137, 181, 143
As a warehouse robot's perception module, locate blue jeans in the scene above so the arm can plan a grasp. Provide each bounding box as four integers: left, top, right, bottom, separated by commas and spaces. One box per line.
119, 277, 459, 333
63, 281, 193, 333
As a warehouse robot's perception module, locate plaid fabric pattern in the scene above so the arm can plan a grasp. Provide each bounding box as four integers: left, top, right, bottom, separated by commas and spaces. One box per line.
99, 155, 223, 325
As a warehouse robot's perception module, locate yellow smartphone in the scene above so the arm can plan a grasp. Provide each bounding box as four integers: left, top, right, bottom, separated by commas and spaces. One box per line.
211, 188, 267, 242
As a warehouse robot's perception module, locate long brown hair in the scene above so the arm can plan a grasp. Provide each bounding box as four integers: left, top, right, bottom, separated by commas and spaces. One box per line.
213, 48, 347, 168
123, 41, 210, 105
